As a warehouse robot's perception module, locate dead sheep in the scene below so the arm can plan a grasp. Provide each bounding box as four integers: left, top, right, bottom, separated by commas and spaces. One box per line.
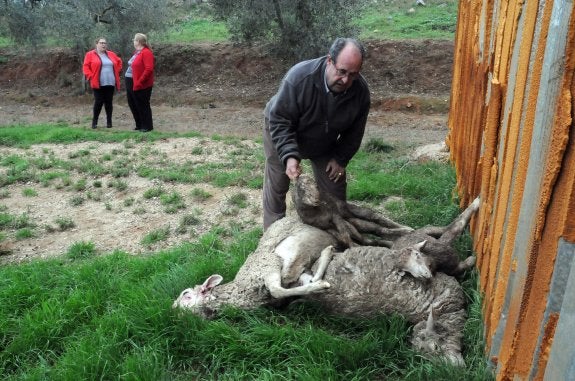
292, 174, 414, 248
173, 214, 469, 366
390, 197, 480, 277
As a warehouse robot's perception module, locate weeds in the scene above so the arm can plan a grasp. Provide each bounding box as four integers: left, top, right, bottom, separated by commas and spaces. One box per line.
160, 191, 186, 213
15, 228, 35, 240
0, 212, 33, 229
190, 187, 212, 201
69, 195, 85, 206
108, 179, 128, 192
87, 189, 104, 202
133, 206, 147, 215
143, 186, 165, 199
53, 216, 75, 231
141, 226, 170, 246
22, 187, 38, 197
227, 192, 248, 208
364, 138, 395, 153
66, 241, 97, 260
176, 212, 201, 234
68, 149, 90, 159
73, 178, 87, 191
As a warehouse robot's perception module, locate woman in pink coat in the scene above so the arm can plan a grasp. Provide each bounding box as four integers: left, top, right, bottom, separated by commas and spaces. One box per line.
125, 33, 155, 132
82, 37, 122, 129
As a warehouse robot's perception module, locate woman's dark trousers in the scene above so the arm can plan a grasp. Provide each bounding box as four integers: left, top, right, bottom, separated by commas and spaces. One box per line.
126, 77, 153, 131
92, 85, 115, 128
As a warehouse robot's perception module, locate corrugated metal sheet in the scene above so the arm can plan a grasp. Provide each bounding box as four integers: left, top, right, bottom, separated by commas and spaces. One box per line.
447, 0, 575, 379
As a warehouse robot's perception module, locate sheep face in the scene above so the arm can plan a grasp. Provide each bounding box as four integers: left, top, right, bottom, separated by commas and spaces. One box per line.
411, 309, 465, 366
294, 174, 321, 206
172, 274, 223, 314
398, 241, 432, 279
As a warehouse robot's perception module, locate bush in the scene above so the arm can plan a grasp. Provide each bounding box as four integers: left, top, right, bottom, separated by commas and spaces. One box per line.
211, 0, 366, 61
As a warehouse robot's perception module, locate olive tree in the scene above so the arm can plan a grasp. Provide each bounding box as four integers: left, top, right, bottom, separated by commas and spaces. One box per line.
0, 0, 169, 57
0, 0, 45, 46
210, 0, 367, 62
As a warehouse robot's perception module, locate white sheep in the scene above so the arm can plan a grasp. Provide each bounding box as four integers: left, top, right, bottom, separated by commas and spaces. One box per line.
172, 214, 469, 365
173, 215, 431, 314
303, 244, 468, 366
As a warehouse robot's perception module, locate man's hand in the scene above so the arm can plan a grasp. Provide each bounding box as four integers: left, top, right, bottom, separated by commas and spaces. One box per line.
285, 157, 302, 180
326, 159, 345, 182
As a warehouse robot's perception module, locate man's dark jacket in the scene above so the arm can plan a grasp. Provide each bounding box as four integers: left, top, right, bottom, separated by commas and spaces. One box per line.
264, 56, 370, 167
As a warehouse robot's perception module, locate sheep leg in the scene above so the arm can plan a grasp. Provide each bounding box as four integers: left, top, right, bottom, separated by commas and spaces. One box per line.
339, 220, 393, 247
417, 226, 448, 238
265, 272, 330, 299
332, 214, 355, 248
453, 255, 476, 274
311, 245, 335, 282
357, 236, 393, 247
438, 197, 480, 244
348, 218, 413, 239
346, 203, 413, 229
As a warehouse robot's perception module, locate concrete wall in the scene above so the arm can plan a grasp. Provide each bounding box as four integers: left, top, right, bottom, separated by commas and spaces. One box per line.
447, 0, 575, 379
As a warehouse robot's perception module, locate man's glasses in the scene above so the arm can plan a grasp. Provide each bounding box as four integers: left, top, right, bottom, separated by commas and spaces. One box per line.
333, 65, 360, 80
98, 41, 107, 44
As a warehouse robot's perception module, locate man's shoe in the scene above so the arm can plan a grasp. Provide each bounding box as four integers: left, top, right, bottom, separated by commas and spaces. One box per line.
91, 125, 97, 129
106, 125, 112, 129
140, 129, 152, 132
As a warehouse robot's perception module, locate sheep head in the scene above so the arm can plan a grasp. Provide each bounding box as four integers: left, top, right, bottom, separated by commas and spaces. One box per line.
172, 274, 223, 317
397, 241, 432, 279
411, 308, 466, 367
294, 174, 321, 207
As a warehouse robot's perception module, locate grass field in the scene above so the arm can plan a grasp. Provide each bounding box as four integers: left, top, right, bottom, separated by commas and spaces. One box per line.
0, 125, 493, 380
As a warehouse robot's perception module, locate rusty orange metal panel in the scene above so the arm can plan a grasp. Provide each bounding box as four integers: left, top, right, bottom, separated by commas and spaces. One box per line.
511, 13, 575, 379
488, 0, 548, 376
449, 0, 575, 379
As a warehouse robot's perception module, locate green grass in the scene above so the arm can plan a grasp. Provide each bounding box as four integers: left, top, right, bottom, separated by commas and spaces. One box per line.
0, 230, 492, 380
0, 123, 201, 148
357, 0, 459, 40
66, 241, 97, 260
0, 123, 492, 380
22, 187, 38, 197
0, 36, 11, 48
53, 216, 75, 231
160, 18, 230, 43
141, 226, 171, 247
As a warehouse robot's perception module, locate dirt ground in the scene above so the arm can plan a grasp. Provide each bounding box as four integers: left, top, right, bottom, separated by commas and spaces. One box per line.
0, 39, 454, 264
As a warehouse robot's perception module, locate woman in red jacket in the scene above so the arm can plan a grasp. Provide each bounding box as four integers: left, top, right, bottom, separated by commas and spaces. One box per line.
125, 33, 155, 132
82, 37, 122, 129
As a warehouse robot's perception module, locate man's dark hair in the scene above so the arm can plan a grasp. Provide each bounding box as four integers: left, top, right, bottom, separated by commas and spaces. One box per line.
329, 37, 366, 63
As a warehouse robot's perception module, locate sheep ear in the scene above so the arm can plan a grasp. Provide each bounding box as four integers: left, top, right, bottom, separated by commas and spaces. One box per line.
200, 274, 223, 293
414, 240, 427, 251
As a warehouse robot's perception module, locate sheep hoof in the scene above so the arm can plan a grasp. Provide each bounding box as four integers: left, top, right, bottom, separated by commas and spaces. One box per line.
310, 280, 331, 292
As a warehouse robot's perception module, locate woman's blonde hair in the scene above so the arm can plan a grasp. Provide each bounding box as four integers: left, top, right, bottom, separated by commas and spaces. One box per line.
134, 33, 151, 49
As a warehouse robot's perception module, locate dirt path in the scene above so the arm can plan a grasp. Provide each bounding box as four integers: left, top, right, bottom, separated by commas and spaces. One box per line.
0, 99, 448, 143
